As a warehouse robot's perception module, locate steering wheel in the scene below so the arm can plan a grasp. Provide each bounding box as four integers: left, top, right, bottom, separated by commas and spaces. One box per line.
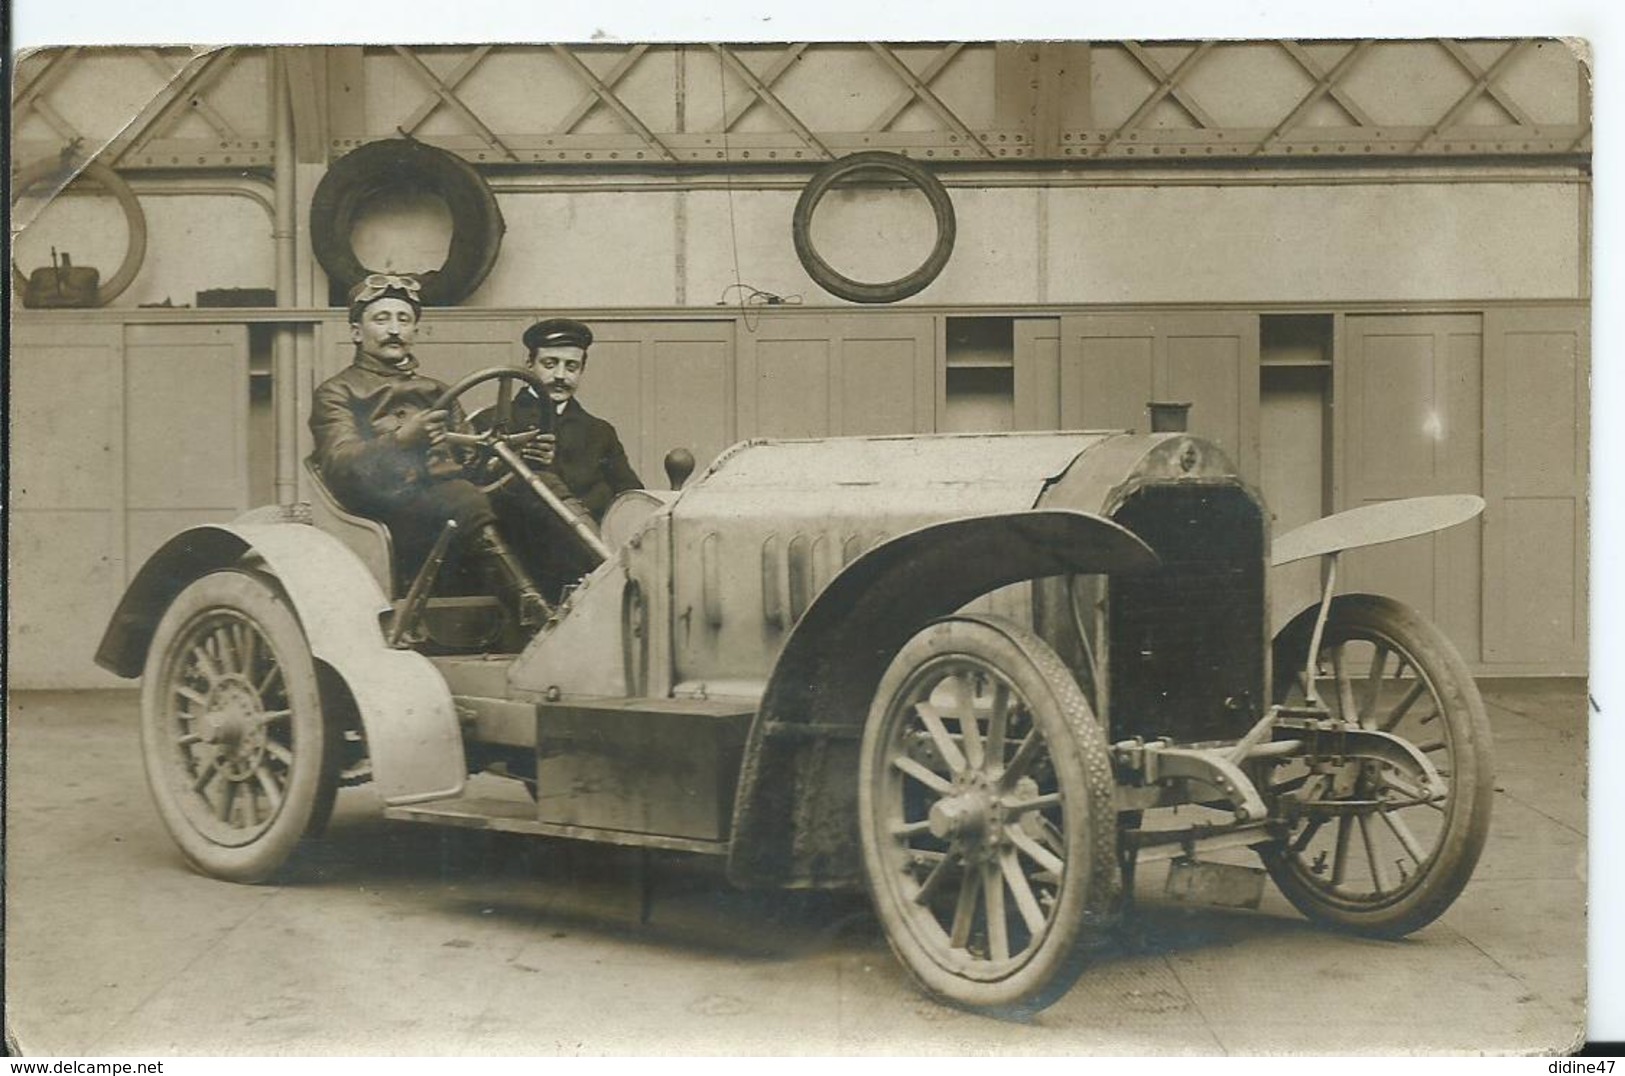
433, 366, 551, 495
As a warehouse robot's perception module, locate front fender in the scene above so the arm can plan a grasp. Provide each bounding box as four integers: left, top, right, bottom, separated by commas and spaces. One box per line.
726, 508, 1157, 889
1270, 494, 1485, 636
96, 523, 464, 806
1271, 494, 1484, 567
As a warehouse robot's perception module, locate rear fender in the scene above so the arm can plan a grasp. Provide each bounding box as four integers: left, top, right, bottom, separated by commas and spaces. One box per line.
726, 508, 1156, 888
96, 523, 464, 805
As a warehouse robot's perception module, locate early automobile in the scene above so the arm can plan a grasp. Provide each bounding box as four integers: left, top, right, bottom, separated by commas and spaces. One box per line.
96, 369, 1492, 1016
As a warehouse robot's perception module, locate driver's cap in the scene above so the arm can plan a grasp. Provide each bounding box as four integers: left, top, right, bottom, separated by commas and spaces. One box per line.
523, 317, 593, 353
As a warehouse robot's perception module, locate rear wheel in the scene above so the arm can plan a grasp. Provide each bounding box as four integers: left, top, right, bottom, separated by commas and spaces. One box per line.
1262, 594, 1493, 936
859, 616, 1119, 1016
140, 570, 336, 883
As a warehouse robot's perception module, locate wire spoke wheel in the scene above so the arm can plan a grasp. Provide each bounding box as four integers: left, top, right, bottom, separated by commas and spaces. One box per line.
1262, 594, 1493, 936
859, 616, 1118, 1016
141, 571, 334, 883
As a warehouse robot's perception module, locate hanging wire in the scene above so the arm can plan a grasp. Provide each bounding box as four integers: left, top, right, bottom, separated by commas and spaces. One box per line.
716, 282, 803, 331
715, 51, 757, 333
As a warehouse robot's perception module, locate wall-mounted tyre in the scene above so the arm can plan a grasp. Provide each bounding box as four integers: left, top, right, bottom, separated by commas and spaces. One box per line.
858, 615, 1120, 1016
1261, 594, 1494, 937
11, 155, 148, 305
792, 151, 956, 304
310, 138, 505, 306
140, 570, 338, 883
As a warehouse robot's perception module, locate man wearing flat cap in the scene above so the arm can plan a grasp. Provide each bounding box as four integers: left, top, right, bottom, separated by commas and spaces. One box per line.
499, 317, 642, 593
309, 274, 550, 629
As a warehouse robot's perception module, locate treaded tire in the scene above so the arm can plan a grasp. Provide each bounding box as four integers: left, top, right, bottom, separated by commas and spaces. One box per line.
792, 151, 956, 303
140, 570, 337, 883
310, 138, 505, 306
1262, 594, 1494, 937
859, 614, 1119, 1016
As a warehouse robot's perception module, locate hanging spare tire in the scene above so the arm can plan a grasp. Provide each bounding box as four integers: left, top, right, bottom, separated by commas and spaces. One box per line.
11, 153, 148, 306
310, 138, 504, 306
792, 151, 956, 304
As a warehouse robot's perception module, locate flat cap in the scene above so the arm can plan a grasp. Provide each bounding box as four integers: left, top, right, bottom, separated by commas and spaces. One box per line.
523, 317, 594, 352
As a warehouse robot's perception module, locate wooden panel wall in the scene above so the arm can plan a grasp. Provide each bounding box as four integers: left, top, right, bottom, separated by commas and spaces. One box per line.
10, 323, 250, 688
1340, 314, 1484, 664
1482, 307, 1589, 671
1057, 312, 1260, 477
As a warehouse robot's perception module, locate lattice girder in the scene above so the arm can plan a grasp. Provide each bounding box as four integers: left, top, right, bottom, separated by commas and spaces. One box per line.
12, 40, 1591, 173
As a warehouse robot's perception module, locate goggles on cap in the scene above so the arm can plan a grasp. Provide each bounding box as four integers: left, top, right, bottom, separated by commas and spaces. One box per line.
352, 273, 423, 305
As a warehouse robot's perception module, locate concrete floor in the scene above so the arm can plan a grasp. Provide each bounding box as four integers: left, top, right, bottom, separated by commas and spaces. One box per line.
4, 680, 1587, 1056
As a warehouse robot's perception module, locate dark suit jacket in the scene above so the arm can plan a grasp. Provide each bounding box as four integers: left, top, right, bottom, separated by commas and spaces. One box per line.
512, 391, 642, 520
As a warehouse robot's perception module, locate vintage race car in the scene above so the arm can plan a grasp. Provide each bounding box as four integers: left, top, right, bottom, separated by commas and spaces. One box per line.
96, 367, 1493, 1016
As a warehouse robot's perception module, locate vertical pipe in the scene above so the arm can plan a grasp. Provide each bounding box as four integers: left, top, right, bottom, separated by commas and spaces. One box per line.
273, 48, 300, 505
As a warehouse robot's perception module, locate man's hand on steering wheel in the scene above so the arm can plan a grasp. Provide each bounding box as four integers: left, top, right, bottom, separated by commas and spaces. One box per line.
397, 408, 449, 451
519, 433, 557, 470
432, 366, 553, 494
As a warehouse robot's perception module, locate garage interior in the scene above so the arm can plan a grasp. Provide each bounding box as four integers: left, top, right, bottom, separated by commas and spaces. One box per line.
7, 40, 1592, 1054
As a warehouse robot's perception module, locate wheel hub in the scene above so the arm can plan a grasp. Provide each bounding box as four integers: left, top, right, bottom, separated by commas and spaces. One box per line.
203, 677, 268, 780
928, 772, 1015, 862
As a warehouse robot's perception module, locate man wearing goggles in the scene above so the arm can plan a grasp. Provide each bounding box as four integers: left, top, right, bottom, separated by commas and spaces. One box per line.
309, 274, 549, 630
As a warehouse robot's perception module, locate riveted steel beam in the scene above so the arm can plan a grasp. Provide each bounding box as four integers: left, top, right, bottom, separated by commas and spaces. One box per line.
868, 43, 964, 132
1277, 40, 1376, 127
710, 44, 832, 159
1257, 41, 1373, 154
14, 47, 78, 105
1413, 39, 1532, 152
14, 48, 85, 144
397, 46, 493, 135
1122, 41, 1219, 129
552, 45, 678, 162
1093, 41, 1216, 157
392, 46, 518, 161
867, 43, 993, 158
556, 45, 649, 133
1438, 38, 1537, 126
723, 44, 809, 130
138, 48, 240, 141
110, 48, 240, 166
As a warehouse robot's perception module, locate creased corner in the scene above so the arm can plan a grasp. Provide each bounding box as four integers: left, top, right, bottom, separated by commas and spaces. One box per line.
12, 45, 223, 240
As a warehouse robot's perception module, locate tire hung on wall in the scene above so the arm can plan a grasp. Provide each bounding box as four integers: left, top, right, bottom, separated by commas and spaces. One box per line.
10, 154, 148, 305
792, 151, 956, 304
309, 138, 505, 306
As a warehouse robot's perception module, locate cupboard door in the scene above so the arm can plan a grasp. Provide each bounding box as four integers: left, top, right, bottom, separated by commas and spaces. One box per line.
11, 322, 250, 687
1481, 306, 1588, 671
586, 321, 736, 486
737, 314, 936, 439
1059, 312, 1259, 477
10, 324, 127, 687
1342, 314, 1483, 664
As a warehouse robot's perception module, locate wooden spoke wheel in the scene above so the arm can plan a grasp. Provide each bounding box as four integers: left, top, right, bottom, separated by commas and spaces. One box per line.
859, 616, 1119, 1016
140, 571, 336, 883
1263, 594, 1494, 937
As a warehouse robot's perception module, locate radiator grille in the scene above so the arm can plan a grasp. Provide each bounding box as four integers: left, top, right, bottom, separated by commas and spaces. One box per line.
1108, 484, 1267, 745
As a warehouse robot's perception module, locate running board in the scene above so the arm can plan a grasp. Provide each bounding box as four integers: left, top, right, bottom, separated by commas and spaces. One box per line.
384, 795, 730, 856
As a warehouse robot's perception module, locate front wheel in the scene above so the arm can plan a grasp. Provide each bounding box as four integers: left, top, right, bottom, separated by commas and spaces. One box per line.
1262, 594, 1494, 937
140, 570, 336, 883
858, 616, 1120, 1016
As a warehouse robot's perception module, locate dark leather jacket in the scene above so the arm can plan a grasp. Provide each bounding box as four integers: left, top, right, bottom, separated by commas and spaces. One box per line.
309, 351, 464, 509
